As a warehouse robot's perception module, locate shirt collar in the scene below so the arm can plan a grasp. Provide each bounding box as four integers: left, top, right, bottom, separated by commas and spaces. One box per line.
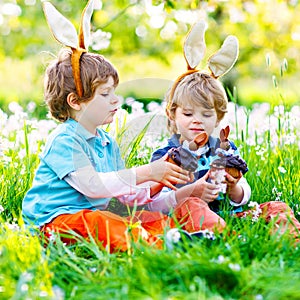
95, 128, 110, 146
168, 134, 181, 147
66, 118, 110, 145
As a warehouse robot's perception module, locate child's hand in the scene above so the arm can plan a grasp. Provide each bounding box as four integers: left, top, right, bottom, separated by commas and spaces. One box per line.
193, 172, 220, 203
225, 171, 244, 204
149, 157, 191, 190
225, 171, 242, 191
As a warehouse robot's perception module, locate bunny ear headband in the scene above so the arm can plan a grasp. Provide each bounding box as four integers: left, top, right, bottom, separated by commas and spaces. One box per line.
42, 0, 95, 97
166, 20, 239, 111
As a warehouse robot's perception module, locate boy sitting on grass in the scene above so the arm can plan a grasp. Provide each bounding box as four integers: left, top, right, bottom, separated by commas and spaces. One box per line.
148, 21, 300, 242
22, 0, 192, 252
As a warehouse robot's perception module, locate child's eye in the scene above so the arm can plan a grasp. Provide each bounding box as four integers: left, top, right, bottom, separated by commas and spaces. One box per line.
183, 113, 193, 117
203, 113, 213, 118
101, 93, 109, 97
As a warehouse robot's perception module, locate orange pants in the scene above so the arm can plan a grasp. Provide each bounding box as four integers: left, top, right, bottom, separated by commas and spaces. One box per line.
236, 201, 300, 239
42, 209, 164, 252
41, 199, 299, 252
41, 197, 223, 252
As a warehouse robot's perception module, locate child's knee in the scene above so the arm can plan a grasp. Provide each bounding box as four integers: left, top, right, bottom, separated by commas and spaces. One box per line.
260, 201, 291, 215
179, 196, 209, 208
175, 197, 226, 232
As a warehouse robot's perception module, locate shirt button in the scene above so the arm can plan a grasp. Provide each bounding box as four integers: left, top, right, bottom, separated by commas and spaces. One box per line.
98, 151, 104, 158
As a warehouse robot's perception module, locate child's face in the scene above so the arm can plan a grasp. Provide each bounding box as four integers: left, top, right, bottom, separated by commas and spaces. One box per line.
77, 76, 119, 132
174, 104, 219, 142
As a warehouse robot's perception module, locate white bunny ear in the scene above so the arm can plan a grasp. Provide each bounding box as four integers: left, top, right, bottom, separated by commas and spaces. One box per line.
79, 0, 94, 49
42, 1, 78, 49
208, 35, 239, 78
183, 20, 207, 70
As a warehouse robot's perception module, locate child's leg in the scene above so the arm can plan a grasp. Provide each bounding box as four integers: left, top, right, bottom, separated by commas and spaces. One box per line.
259, 201, 300, 239
41, 209, 162, 252
172, 197, 226, 233
237, 201, 300, 240
128, 210, 172, 236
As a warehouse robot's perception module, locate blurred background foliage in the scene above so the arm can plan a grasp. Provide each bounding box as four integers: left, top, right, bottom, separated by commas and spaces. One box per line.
0, 0, 300, 117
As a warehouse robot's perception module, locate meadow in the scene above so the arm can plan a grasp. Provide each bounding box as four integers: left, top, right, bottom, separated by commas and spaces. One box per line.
1, 94, 300, 299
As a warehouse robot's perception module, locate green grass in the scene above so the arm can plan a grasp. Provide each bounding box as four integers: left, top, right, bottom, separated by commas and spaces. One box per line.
0, 221, 53, 299
1, 103, 300, 299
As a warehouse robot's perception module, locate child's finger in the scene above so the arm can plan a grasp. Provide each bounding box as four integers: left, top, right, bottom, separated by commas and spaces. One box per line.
225, 172, 241, 185
189, 172, 194, 182
169, 163, 190, 175
163, 180, 178, 191
174, 177, 188, 185
205, 172, 210, 180
167, 173, 189, 185
206, 181, 218, 190
201, 172, 210, 181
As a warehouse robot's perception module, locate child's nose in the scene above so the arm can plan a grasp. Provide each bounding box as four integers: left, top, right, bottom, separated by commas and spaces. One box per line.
193, 113, 202, 123
111, 93, 119, 105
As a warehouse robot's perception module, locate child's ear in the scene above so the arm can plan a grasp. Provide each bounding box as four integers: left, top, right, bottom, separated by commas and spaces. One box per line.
67, 93, 81, 111
166, 109, 174, 120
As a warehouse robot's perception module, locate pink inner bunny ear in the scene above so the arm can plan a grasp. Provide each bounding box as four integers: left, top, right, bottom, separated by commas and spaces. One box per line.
220, 128, 225, 141
224, 125, 230, 138
42, 1, 78, 49
183, 20, 207, 70
208, 35, 239, 78
79, 0, 95, 49
220, 125, 230, 141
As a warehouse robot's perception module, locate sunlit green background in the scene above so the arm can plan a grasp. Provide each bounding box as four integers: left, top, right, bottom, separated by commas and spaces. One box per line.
1, 0, 300, 116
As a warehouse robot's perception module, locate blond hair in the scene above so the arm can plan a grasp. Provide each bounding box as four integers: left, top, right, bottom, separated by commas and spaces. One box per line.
166, 72, 228, 134
44, 48, 119, 122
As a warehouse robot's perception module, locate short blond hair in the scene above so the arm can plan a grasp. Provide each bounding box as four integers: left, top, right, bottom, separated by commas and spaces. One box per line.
44, 48, 119, 122
166, 72, 228, 134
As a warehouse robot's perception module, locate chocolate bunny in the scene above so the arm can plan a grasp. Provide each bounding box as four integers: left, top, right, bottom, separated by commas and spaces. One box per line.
216, 125, 249, 177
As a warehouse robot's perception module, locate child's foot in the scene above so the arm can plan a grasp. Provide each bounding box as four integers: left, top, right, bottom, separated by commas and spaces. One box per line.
190, 229, 216, 241
165, 228, 191, 250
165, 228, 215, 250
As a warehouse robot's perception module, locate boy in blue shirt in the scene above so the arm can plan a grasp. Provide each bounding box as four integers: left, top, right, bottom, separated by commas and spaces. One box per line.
22, 0, 191, 252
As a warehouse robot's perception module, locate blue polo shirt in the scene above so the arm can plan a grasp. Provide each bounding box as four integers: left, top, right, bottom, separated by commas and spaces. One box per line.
22, 118, 124, 227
